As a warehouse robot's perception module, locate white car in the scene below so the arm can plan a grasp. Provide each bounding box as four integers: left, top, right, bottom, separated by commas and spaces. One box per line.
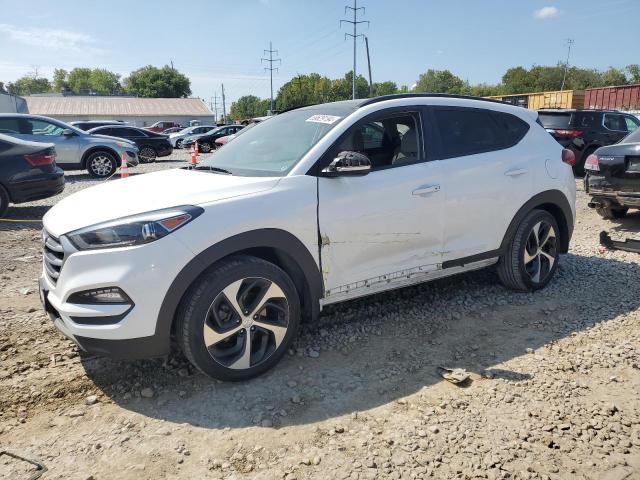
39, 95, 576, 381
169, 125, 217, 148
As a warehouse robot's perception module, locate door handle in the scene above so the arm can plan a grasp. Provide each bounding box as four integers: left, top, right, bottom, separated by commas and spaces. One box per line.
504, 168, 527, 177
412, 184, 441, 196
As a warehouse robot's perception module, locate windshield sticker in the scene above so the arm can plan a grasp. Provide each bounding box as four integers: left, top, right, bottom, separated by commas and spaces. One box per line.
306, 114, 341, 125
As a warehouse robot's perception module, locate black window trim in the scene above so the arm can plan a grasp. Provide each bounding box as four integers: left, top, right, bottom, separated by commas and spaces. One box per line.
428, 105, 530, 161
309, 106, 430, 176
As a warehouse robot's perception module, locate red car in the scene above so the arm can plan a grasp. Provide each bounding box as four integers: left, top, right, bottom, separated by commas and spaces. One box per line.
144, 121, 182, 133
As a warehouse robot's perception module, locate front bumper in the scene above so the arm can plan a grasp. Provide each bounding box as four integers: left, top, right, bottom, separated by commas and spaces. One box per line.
39, 232, 195, 360
124, 149, 139, 167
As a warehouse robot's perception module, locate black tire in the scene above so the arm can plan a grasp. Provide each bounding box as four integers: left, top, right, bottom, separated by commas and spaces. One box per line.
0, 185, 9, 218
86, 151, 118, 178
176, 255, 301, 381
199, 142, 212, 153
596, 206, 628, 219
497, 209, 560, 292
138, 146, 157, 163
176, 139, 183, 149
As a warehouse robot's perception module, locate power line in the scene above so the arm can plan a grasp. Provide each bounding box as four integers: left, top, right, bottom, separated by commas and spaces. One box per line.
262, 41, 282, 114
560, 38, 574, 91
341, 0, 369, 100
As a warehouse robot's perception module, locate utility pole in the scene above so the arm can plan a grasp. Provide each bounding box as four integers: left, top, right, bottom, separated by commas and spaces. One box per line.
341, 0, 369, 100
365, 36, 373, 97
221, 83, 226, 124
262, 41, 281, 114
210, 93, 220, 123
560, 38, 574, 91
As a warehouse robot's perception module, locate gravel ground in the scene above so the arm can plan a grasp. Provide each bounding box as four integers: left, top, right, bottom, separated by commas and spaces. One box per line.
0, 151, 639, 480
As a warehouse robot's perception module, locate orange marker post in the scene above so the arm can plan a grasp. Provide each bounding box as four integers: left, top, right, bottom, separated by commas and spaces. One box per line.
120, 153, 129, 178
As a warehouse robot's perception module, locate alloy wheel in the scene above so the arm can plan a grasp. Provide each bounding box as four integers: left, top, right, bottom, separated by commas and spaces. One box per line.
90, 156, 113, 177
203, 277, 289, 370
523, 220, 557, 284
139, 147, 156, 163
199, 142, 212, 153
176, 139, 183, 148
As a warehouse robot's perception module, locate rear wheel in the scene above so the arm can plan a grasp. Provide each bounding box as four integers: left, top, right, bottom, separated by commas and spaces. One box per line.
497, 209, 560, 291
596, 206, 628, 219
0, 185, 9, 218
86, 151, 117, 178
139, 146, 157, 163
177, 256, 300, 381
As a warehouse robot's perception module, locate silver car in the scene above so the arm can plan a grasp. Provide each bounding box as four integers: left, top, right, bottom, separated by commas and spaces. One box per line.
169, 125, 217, 148
0, 114, 139, 178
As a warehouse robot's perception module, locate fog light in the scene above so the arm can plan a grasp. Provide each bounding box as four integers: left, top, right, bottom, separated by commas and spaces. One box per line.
68, 287, 132, 304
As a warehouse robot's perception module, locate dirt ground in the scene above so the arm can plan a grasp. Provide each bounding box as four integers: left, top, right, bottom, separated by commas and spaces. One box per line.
1, 154, 639, 480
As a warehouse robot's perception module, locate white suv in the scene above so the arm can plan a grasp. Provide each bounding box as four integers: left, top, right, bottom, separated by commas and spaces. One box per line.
39, 95, 576, 381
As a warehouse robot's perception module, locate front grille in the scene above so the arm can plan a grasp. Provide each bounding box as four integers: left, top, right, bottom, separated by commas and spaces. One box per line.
42, 230, 65, 286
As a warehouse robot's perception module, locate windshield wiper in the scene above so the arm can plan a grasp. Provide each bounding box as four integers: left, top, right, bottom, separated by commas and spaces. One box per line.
193, 165, 233, 175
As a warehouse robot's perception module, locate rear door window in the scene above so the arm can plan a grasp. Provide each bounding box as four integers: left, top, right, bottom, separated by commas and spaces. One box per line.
624, 116, 639, 133
433, 107, 507, 158
491, 112, 529, 146
0, 118, 21, 134
603, 114, 628, 132
538, 113, 572, 130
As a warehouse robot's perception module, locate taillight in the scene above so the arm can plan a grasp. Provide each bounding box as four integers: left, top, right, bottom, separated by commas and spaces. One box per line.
561, 148, 576, 166
24, 151, 56, 167
554, 129, 583, 138
584, 154, 600, 172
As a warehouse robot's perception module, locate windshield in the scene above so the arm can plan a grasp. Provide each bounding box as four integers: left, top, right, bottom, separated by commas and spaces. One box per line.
198, 106, 352, 176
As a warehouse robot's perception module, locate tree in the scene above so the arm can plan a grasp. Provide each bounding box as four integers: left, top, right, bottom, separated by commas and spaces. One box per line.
52, 69, 69, 92
6, 76, 51, 95
626, 64, 640, 84
123, 65, 191, 98
89, 69, 121, 94
230, 95, 269, 121
414, 69, 467, 94
67, 68, 93, 93
372, 81, 398, 97
601, 67, 628, 87
0, 81, 6, 92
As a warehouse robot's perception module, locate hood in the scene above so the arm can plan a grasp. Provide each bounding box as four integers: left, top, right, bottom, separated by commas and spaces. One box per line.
43, 168, 281, 237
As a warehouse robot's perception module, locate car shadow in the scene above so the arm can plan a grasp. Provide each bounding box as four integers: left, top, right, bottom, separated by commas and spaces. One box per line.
0, 205, 49, 232
605, 209, 640, 236
81, 252, 640, 430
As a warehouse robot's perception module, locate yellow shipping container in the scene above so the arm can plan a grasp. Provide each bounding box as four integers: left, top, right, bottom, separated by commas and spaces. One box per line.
527, 90, 584, 110
483, 90, 585, 110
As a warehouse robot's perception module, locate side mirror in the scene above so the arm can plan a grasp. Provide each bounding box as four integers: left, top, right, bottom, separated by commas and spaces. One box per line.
62, 129, 75, 136
321, 151, 371, 177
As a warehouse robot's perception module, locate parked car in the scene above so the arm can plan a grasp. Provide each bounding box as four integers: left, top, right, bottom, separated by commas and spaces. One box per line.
0, 114, 139, 178
144, 121, 182, 133
39, 94, 575, 381
585, 127, 640, 219
87, 125, 172, 163
0, 133, 65, 217
215, 122, 258, 148
162, 127, 184, 135
70, 120, 127, 131
538, 109, 640, 175
169, 125, 218, 148
182, 124, 244, 152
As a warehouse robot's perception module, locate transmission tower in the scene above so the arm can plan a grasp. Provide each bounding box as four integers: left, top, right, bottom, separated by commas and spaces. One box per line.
560, 38, 574, 91
341, 0, 369, 100
262, 41, 282, 114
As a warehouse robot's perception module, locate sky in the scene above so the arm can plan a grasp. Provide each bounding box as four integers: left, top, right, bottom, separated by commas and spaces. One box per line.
1, 0, 639, 109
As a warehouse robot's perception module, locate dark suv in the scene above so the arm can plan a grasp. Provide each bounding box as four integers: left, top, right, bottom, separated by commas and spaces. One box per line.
538, 109, 640, 175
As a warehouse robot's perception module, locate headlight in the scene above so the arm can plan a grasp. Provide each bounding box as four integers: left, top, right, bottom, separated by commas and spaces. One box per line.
66, 206, 203, 250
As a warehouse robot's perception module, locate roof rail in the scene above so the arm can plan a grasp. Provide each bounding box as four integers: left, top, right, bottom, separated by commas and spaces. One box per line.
358, 93, 509, 108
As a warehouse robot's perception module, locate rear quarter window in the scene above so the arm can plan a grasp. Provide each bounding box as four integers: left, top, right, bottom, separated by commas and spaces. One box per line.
538, 113, 572, 129
491, 111, 530, 146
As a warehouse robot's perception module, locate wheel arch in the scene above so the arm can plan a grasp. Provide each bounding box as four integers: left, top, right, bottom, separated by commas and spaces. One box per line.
500, 190, 574, 254
81, 146, 121, 168
155, 228, 324, 352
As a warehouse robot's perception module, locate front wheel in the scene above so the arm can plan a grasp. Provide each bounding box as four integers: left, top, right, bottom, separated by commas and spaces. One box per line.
0, 185, 9, 217
199, 142, 212, 153
86, 151, 117, 178
175, 139, 183, 149
176, 256, 300, 381
497, 209, 560, 292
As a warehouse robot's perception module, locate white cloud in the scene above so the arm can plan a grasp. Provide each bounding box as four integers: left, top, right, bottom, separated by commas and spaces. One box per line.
0, 24, 101, 53
533, 6, 560, 19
